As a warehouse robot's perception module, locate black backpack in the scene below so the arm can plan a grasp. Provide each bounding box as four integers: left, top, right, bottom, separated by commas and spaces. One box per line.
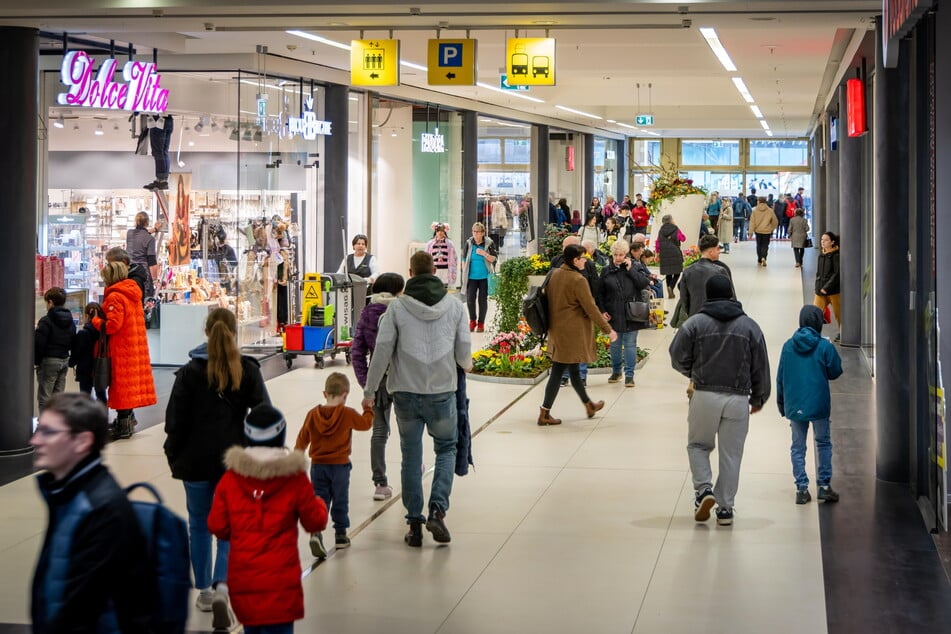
125, 482, 191, 634
522, 270, 554, 338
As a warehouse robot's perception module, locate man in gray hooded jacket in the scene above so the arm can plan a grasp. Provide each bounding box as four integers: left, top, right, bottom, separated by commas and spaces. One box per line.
363, 251, 472, 547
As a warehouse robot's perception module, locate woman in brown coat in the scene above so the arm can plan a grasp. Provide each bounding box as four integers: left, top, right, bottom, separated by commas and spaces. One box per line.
538, 243, 617, 426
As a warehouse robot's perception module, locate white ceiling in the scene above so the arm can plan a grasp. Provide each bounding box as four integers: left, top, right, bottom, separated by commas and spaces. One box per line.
12, 0, 881, 138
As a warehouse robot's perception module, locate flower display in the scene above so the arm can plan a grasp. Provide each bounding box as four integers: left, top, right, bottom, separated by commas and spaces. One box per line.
646, 157, 708, 217
472, 321, 550, 378
682, 245, 702, 267
528, 254, 551, 275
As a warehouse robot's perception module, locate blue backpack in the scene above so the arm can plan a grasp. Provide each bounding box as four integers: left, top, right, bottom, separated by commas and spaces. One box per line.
125, 482, 191, 634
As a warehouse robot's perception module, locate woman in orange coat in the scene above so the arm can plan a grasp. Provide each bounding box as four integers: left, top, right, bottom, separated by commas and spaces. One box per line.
95, 261, 157, 440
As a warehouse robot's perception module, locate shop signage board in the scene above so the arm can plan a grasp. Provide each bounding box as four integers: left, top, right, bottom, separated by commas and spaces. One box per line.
505, 37, 556, 86
635, 114, 654, 126
420, 131, 446, 153
351, 39, 400, 86
883, 0, 932, 68
427, 39, 476, 85
57, 50, 169, 113
287, 96, 332, 140
499, 74, 530, 91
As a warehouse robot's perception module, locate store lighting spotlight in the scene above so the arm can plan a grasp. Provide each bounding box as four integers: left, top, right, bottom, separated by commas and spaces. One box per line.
53, 116, 65, 129
699, 27, 737, 72
211, 119, 219, 131
194, 120, 204, 133
391, 130, 397, 137
243, 129, 253, 142
73, 123, 79, 131
94, 123, 104, 136
230, 128, 239, 141
253, 129, 263, 142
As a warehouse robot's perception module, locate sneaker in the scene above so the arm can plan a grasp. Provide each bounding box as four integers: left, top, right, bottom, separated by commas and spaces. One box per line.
796, 488, 812, 505
195, 588, 214, 612
607, 373, 622, 383
625, 378, 635, 387
560, 377, 569, 388
469, 320, 476, 332
694, 488, 716, 522
309, 532, 327, 559
373, 484, 393, 501
335, 533, 351, 549
715, 507, 734, 526
405, 521, 423, 547
425, 506, 451, 543
833, 334, 841, 343
211, 585, 235, 632
154, 180, 169, 190
818, 485, 840, 503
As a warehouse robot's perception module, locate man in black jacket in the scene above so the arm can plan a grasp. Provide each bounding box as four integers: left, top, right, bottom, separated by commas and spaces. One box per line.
34, 287, 76, 412
677, 234, 733, 318
669, 275, 771, 527
31, 393, 157, 633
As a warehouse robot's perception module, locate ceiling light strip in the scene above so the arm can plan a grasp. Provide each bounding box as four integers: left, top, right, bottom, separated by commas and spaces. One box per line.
699, 27, 737, 72
555, 104, 602, 120
750, 105, 764, 119
760, 119, 770, 130
731, 77, 755, 104
476, 82, 545, 103
287, 30, 351, 51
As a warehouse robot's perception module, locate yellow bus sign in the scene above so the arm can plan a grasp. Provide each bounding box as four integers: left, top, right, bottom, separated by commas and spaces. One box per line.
427, 39, 477, 85
351, 39, 400, 86
506, 37, 555, 86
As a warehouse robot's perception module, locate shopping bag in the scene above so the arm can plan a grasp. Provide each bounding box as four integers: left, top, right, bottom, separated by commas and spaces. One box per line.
823, 305, 832, 324
487, 273, 499, 296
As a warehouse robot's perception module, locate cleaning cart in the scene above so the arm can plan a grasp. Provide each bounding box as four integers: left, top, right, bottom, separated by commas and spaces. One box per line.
282, 273, 367, 369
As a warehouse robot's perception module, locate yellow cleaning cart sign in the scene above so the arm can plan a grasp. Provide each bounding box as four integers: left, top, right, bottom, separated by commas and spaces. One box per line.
427, 39, 477, 85
301, 274, 323, 324
351, 39, 400, 86
505, 37, 556, 86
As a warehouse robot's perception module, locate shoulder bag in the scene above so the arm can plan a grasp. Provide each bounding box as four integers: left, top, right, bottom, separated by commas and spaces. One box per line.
93, 324, 111, 392
618, 272, 651, 324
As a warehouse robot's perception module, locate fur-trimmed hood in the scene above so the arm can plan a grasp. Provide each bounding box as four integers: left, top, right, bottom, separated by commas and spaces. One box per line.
223, 446, 308, 480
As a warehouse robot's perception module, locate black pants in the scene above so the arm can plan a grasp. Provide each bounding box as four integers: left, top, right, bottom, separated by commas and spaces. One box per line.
665, 273, 681, 296
793, 247, 805, 265
466, 278, 489, 323
542, 362, 590, 409
149, 116, 173, 180
755, 233, 772, 262
709, 215, 719, 232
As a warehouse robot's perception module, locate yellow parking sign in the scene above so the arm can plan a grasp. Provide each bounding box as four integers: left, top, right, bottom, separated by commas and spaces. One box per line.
351, 39, 400, 86
427, 39, 477, 85
506, 37, 556, 86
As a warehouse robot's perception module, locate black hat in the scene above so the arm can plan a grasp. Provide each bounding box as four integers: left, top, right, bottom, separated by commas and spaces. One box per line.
244, 403, 287, 447
705, 274, 734, 301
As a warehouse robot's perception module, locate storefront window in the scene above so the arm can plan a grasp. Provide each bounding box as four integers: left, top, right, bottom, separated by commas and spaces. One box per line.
681, 140, 740, 167
749, 139, 809, 167
681, 171, 744, 195
477, 117, 534, 258
632, 139, 662, 168
593, 137, 618, 202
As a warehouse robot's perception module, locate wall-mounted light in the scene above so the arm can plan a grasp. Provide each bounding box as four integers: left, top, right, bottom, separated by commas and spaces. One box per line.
94, 123, 104, 136
53, 116, 65, 129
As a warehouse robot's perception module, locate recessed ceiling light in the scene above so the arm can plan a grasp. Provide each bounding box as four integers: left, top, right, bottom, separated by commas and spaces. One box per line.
555, 105, 602, 120
328, 22, 350, 27
533, 20, 557, 25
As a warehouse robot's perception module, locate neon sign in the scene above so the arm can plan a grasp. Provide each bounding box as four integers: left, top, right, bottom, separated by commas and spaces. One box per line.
57, 51, 169, 113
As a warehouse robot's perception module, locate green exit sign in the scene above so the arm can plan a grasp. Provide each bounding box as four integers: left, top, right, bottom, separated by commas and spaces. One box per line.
635, 114, 654, 126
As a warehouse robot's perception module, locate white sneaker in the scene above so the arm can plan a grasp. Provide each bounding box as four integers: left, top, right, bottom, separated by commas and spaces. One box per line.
373, 484, 393, 501
195, 588, 214, 612
211, 585, 235, 632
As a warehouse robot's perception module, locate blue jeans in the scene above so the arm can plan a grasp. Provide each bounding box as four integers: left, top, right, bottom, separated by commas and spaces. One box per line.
244, 624, 293, 634
371, 384, 393, 486
183, 481, 229, 589
609, 330, 639, 379
149, 116, 173, 179
310, 463, 351, 533
392, 392, 458, 523
562, 362, 588, 381
790, 418, 833, 489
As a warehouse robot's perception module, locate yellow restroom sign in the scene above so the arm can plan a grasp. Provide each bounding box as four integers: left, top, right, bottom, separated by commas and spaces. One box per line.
351, 39, 400, 86
427, 39, 477, 85
506, 37, 556, 86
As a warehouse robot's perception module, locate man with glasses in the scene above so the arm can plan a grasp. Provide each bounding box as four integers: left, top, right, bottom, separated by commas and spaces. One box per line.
31, 393, 157, 632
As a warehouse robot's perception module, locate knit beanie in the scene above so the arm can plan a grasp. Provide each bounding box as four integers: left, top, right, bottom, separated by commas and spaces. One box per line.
705, 274, 734, 301
244, 403, 286, 448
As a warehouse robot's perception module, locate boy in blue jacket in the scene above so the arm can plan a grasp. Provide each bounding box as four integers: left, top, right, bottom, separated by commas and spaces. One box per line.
776, 305, 843, 504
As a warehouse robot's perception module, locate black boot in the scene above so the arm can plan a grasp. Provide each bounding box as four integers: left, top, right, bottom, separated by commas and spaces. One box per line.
404, 521, 423, 547
116, 416, 134, 440
426, 506, 451, 543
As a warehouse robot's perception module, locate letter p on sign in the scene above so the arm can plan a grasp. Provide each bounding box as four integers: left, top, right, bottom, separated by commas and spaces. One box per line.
440, 43, 463, 67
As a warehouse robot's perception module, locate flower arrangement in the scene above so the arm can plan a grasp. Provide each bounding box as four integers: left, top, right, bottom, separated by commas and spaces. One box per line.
682, 245, 702, 267
589, 331, 651, 368
646, 157, 708, 218
472, 322, 551, 378
541, 223, 571, 261
528, 254, 551, 275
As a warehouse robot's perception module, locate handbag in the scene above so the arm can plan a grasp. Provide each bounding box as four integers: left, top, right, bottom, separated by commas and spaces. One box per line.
804, 237, 814, 248
93, 325, 111, 392
625, 300, 651, 323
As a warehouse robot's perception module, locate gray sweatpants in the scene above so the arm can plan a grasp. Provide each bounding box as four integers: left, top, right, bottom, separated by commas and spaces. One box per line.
687, 390, 750, 510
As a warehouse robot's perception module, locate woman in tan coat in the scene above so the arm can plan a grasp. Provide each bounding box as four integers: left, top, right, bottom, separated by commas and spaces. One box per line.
748, 196, 779, 267
538, 244, 617, 426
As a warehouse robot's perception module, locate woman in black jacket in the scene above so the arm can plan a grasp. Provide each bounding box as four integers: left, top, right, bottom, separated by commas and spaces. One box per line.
599, 239, 651, 387
655, 214, 686, 298
814, 231, 841, 332
164, 308, 269, 623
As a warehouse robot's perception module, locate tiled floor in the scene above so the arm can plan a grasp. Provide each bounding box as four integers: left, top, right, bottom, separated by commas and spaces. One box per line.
3, 239, 930, 633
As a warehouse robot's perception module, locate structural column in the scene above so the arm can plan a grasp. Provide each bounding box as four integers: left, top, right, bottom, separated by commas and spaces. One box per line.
0, 28, 37, 459
615, 138, 626, 204
837, 83, 863, 347
935, 0, 951, 500
874, 19, 911, 482
462, 110, 478, 231
583, 133, 594, 211
534, 124, 550, 245
811, 128, 825, 234
824, 113, 840, 235
322, 84, 348, 271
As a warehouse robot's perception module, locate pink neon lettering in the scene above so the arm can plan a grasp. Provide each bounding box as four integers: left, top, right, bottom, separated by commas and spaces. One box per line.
57, 51, 168, 113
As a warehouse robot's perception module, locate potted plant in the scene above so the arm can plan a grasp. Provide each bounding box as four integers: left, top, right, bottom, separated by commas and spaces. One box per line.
470, 323, 551, 383
492, 256, 535, 334
646, 157, 708, 245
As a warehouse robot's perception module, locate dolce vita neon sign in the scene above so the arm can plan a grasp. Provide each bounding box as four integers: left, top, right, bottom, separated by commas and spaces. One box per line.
57, 51, 170, 113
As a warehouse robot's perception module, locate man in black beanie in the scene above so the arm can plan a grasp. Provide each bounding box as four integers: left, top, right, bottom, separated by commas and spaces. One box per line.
668, 274, 771, 527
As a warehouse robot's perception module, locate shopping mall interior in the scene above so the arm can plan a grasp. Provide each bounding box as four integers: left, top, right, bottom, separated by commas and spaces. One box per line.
4, 1, 951, 632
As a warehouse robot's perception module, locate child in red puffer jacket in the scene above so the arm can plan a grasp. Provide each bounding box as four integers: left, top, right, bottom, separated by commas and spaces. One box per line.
208, 404, 327, 634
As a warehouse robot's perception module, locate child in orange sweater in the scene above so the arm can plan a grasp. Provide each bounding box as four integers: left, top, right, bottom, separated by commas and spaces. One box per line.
295, 372, 373, 559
